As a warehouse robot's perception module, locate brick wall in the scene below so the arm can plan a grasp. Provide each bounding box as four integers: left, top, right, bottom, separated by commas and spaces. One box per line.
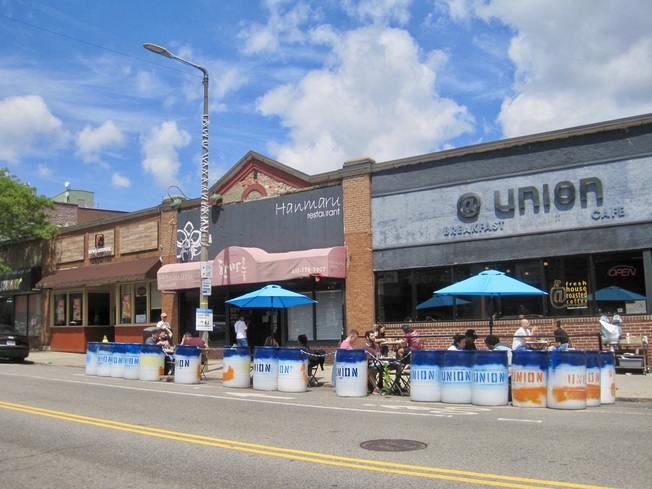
342, 162, 375, 336
380, 315, 652, 366
120, 220, 158, 254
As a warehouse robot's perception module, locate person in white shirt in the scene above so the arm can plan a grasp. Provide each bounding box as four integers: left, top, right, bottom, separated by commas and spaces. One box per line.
512, 318, 539, 350
157, 312, 173, 340
234, 315, 248, 347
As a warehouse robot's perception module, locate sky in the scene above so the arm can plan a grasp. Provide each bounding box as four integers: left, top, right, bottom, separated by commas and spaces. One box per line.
1, 0, 651, 212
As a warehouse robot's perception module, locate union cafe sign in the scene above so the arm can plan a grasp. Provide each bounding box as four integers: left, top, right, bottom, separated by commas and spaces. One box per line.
443, 176, 627, 238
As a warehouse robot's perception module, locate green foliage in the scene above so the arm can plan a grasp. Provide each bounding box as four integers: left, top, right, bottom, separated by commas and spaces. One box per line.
0, 168, 59, 271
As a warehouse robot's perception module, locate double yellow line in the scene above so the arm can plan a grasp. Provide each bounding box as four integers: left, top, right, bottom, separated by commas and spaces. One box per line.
0, 401, 615, 489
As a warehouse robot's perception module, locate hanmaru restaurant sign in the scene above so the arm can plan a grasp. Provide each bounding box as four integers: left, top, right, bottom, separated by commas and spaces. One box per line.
373, 158, 652, 248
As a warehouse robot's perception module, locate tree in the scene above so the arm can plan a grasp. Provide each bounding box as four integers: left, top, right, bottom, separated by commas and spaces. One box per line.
0, 168, 59, 272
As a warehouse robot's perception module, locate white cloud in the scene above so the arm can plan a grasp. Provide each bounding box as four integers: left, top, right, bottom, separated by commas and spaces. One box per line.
75, 120, 125, 164
468, 0, 652, 136
237, 1, 314, 55
257, 25, 473, 173
37, 164, 53, 178
140, 121, 191, 188
111, 172, 131, 188
342, 0, 411, 26
0, 95, 68, 164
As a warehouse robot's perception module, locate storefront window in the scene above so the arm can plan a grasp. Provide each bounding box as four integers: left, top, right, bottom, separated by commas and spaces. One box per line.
14, 295, 27, 335
593, 252, 647, 315
28, 294, 41, 338
134, 283, 148, 324
545, 256, 590, 317
120, 285, 132, 324
69, 293, 83, 325
375, 253, 649, 322
54, 294, 66, 326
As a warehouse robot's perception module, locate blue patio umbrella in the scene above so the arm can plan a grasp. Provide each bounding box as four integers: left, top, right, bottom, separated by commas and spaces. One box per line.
416, 295, 470, 310
226, 284, 317, 309
586, 286, 646, 302
433, 269, 547, 333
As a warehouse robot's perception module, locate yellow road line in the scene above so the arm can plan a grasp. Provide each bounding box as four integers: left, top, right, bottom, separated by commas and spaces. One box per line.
0, 401, 617, 489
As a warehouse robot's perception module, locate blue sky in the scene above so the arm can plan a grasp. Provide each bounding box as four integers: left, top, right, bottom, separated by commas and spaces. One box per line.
1, 0, 651, 211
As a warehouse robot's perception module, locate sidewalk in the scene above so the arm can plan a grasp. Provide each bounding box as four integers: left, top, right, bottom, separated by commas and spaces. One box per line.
25, 350, 652, 402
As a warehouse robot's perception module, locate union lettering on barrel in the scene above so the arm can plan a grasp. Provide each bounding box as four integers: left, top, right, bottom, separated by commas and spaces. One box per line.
473, 371, 507, 384
442, 369, 471, 382
566, 373, 586, 384
411, 369, 437, 381
336, 367, 358, 377
254, 363, 272, 373
176, 359, 190, 368
513, 370, 544, 384
280, 365, 291, 374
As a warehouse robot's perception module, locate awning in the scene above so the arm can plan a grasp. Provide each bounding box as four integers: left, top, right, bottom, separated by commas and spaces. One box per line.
156, 246, 347, 291
0, 267, 41, 294
157, 262, 201, 291
37, 257, 161, 289
213, 246, 346, 286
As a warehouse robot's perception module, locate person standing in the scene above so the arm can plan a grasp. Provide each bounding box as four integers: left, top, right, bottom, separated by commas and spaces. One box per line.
332, 329, 359, 385
157, 312, 173, 340
234, 315, 248, 347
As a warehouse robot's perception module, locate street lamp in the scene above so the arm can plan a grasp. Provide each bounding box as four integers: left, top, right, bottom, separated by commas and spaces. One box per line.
144, 43, 212, 326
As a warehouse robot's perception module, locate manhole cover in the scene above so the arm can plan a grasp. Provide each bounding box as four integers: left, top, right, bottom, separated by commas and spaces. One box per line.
360, 439, 427, 452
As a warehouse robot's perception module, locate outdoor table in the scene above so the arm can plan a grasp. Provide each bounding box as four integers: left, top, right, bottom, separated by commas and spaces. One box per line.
526, 341, 549, 350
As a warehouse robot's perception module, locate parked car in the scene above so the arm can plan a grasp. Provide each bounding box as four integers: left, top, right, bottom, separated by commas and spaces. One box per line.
0, 323, 30, 362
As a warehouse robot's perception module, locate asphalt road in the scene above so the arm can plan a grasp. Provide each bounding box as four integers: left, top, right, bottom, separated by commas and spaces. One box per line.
1, 363, 651, 489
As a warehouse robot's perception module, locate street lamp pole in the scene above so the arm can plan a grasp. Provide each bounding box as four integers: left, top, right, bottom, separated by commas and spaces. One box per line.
144, 43, 211, 323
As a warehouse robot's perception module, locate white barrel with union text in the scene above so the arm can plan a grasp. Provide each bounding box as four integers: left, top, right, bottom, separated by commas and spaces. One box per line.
223, 346, 251, 388
253, 346, 279, 391
123, 343, 141, 380
599, 351, 616, 404
511, 350, 548, 408
139, 344, 165, 381
410, 350, 442, 402
96, 342, 114, 377
441, 351, 473, 404
85, 342, 100, 375
335, 349, 368, 397
110, 342, 127, 378
472, 350, 509, 406
585, 351, 601, 407
174, 345, 201, 384
277, 347, 308, 393
547, 350, 586, 410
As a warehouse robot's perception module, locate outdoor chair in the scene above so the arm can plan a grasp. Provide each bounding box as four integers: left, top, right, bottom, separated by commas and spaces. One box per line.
307, 349, 325, 387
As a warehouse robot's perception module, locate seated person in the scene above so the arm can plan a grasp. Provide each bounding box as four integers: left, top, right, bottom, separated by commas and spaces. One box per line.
550, 327, 570, 351
264, 334, 279, 346
448, 333, 466, 350
396, 324, 421, 362
144, 328, 161, 345
484, 334, 512, 365
181, 331, 208, 364
464, 329, 478, 350
363, 330, 382, 394
512, 318, 539, 350
375, 324, 389, 356
297, 334, 324, 380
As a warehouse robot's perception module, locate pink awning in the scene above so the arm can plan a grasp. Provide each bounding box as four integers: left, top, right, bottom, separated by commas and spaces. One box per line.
157, 246, 346, 291
214, 246, 346, 286
157, 262, 200, 291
